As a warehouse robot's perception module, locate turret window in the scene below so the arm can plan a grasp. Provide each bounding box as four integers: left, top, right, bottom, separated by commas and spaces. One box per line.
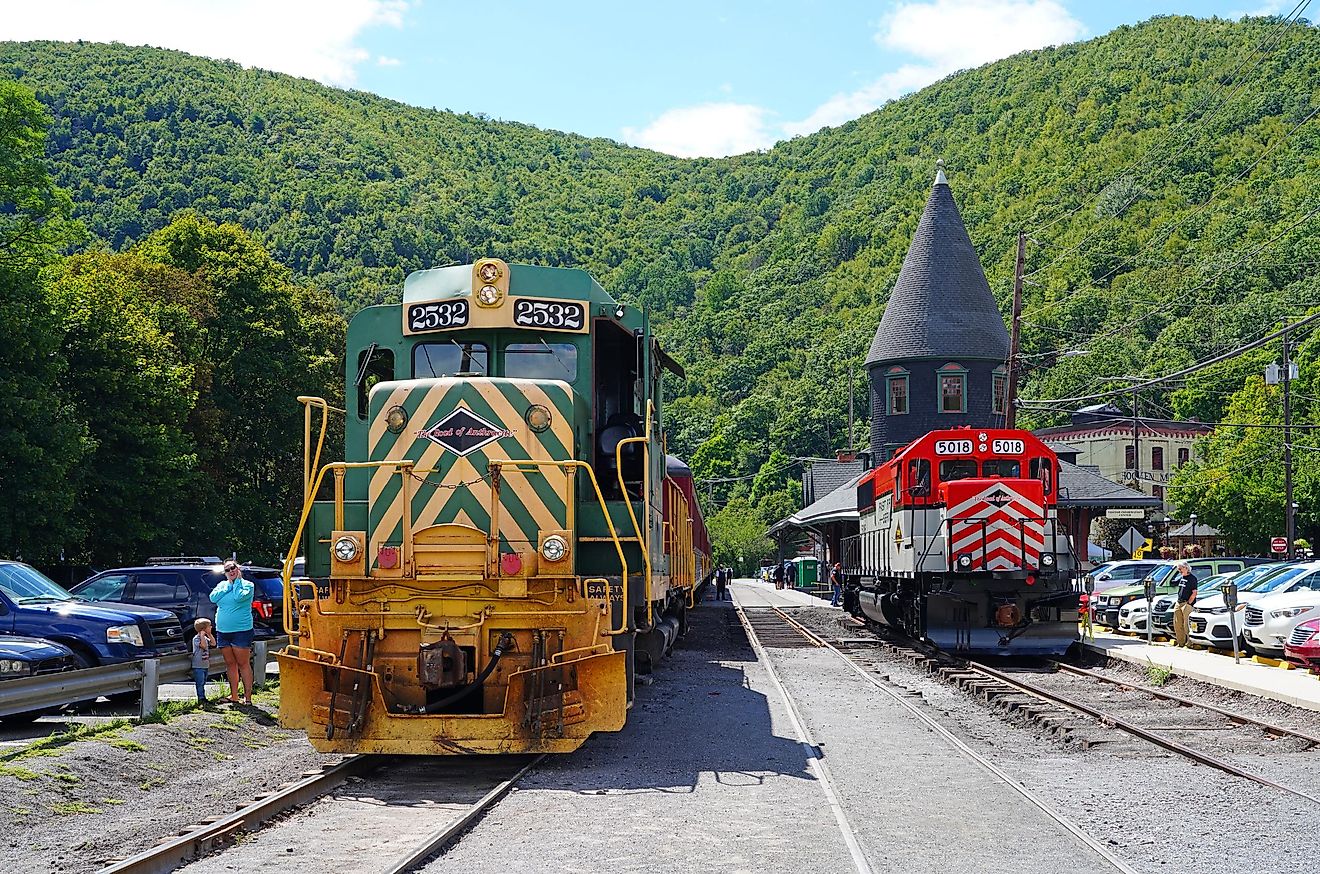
937, 363, 966, 413
886, 368, 909, 415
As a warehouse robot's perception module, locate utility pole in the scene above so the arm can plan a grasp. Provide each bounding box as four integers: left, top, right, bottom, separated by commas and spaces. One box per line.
1132, 386, 1141, 495
1005, 230, 1026, 429
847, 362, 855, 453
1284, 321, 1295, 561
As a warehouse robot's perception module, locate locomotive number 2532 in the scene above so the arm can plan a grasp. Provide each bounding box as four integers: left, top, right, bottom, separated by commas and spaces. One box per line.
512, 298, 585, 331
934, 439, 974, 455
407, 300, 469, 333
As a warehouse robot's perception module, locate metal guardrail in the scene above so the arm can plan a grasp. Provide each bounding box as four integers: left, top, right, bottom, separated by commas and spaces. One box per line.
0, 637, 287, 720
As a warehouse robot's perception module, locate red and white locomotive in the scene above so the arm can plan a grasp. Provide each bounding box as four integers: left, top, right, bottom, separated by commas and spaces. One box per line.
844, 427, 1080, 656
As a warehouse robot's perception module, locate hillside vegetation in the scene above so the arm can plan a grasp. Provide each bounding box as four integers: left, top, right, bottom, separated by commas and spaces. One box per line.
2, 14, 1318, 561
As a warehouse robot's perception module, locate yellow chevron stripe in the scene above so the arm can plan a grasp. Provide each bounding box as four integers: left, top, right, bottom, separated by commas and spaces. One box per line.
475, 384, 566, 536
368, 384, 413, 456
369, 384, 451, 507
516, 381, 574, 453
370, 386, 456, 548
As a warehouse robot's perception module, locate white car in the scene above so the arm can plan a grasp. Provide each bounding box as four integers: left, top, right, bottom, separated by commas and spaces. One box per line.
1118, 598, 1151, 633
1242, 574, 1320, 656
1188, 563, 1318, 650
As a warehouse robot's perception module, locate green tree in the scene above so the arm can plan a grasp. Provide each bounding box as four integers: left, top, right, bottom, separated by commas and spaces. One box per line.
706, 497, 773, 575
0, 79, 85, 561
46, 252, 204, 564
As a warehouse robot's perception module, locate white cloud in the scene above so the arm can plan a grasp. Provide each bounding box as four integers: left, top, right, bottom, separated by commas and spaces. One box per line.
622, 103, 775, 159
628, 0, 1085, 156
0, 1, 412, 86
786, 0, 1085, 135
377, 55, 402, 67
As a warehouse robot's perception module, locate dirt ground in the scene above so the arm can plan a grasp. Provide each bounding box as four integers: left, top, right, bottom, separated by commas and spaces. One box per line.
1, 685, 337, 873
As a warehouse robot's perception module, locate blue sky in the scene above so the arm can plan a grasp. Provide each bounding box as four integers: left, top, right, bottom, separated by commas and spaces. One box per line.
2, 1, 1293, 156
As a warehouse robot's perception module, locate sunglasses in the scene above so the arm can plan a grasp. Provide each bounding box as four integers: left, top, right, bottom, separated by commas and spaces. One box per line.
224, 566, 239, 573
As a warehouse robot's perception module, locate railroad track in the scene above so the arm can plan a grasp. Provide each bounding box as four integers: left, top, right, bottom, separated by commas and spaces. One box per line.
736, 606, 1139, 874
98, 753, 544, 874
765, 608, 1320, 808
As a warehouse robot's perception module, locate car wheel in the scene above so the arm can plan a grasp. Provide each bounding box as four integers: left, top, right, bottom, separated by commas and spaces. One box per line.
66, 648, 102, 710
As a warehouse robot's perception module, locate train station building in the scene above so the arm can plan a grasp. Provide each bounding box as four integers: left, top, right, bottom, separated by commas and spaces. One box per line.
772, 165, 1159, 565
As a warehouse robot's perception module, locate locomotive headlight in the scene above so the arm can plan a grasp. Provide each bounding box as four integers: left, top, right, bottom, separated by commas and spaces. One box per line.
956, 554, 973, 569
1040, 553, 1056, 567
476, 283, 503, 307
525, 404, 552, 433
334, 535, 361, 563
541, 535, 568, 563
385, 405, 409, 434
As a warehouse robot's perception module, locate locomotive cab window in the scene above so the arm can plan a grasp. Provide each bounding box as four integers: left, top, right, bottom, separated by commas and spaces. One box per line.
355, 346, 395, 421
981, 459, 1021, 478
504, 342, 577, 382
413, 341, 489, 378
1029, 457, 1054, 495
907, 459, 931, 497
938, 459, 977, 481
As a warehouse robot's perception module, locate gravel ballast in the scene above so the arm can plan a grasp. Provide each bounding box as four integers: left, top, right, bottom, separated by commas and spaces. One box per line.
785, 606, 1320, 874
2, 696, 337, 873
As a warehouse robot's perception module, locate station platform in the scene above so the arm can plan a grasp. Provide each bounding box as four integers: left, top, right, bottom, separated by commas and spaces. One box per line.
1083, 630, 1320, 712
729, 578, 836, 609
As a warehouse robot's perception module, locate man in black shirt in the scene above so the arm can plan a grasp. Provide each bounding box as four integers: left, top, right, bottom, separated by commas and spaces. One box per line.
1173, 562, 1198, 647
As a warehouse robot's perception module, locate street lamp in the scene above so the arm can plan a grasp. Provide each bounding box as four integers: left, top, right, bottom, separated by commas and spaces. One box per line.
1190, 513, 1198, 557
1162, 515, 1172, 554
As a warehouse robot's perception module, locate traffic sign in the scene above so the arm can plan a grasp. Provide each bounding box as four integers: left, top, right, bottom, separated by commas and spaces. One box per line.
1271, 537, 1288, 554
1119, 527, 1145, 557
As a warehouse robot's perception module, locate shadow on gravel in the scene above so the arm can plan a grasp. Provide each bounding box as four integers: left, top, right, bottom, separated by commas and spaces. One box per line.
524, 598, 818, 795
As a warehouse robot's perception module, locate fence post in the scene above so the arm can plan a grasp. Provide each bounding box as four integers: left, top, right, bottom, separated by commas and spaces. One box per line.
139, 658, 159, 719
252, 640, 269, 686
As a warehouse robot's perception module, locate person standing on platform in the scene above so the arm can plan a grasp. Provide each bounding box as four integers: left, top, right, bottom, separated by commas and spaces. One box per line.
1172, 561, 1198, 647
785, 560, 797, 588
716, 568, 729, 601
829, 561, 843, 608
773, 562, 785, 590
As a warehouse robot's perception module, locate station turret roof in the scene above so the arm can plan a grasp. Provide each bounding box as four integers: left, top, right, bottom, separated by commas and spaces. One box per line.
866, 163, 1010, 366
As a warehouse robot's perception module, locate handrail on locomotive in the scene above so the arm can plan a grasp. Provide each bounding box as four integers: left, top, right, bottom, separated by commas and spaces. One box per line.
281, 396, 638, 668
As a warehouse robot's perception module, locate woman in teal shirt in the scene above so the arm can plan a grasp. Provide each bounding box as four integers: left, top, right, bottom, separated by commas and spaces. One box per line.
210, 561, 255, 704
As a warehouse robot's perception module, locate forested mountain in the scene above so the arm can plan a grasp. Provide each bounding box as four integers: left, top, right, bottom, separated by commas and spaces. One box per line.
3, 14, 1318, 562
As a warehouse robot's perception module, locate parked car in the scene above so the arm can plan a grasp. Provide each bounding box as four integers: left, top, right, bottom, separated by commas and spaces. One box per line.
1085, 560, 1163, 593
1188, 562, 1320, 650
1151, 565, 1288, 636
1284, 618, 1320, 668
1124, 575, 1230, 634
0, 561, 187, 668
0, 633, 80, 724
72, 558, 286, 641
1095, 558, 1260, 629
1241, 564, 1320, 656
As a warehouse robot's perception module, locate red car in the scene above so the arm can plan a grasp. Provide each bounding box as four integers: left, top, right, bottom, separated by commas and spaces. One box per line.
1284, 618, 1320, 669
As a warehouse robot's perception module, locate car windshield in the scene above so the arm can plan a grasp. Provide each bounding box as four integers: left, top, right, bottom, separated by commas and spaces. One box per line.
0, 563, 74, 603
1227, 563, 1285, 588
1244, 566, 1309, 593
1198, 575, 1228, 593
1146, 565, 1178, 585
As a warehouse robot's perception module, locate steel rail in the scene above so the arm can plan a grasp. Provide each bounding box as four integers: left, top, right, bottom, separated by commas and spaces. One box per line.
1052, 662, 1320, 746
97, 755, 375, 874
733, 604, 876, 874
968, 660, 1320, 807
380, 754, 546, 873
747, 609, 1136, 874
